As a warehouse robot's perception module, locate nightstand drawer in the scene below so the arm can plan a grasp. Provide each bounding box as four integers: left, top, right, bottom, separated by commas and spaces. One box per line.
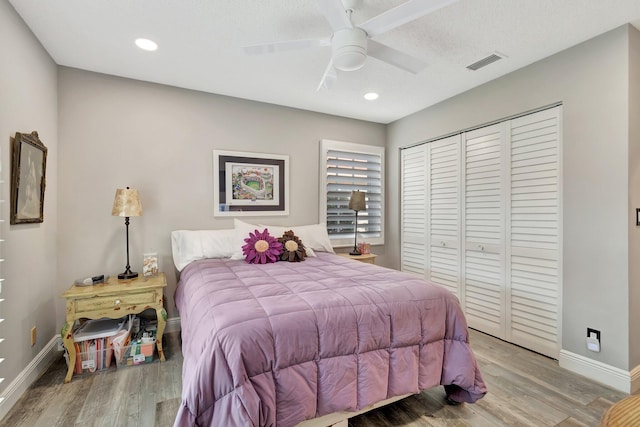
75, 291, 156, 312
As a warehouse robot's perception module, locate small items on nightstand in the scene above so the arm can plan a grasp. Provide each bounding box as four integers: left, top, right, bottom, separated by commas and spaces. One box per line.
143, 252, 158, 276
74, 275, 109, 286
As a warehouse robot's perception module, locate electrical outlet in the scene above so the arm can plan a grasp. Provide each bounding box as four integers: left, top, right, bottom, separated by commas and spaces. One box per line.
587, 328, 601, 352
30, 326, 37, 346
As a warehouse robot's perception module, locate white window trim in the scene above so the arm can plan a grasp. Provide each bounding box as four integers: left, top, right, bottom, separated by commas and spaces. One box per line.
319, 139, 385, 248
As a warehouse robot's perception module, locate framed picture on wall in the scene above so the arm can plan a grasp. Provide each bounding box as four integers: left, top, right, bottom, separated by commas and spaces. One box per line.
213, 150, 289, 216
10, 131, 47, 224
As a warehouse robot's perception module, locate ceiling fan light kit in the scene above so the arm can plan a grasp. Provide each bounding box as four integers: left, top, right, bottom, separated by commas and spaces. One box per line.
332, 28, 367, 71
244, 0, 459, 90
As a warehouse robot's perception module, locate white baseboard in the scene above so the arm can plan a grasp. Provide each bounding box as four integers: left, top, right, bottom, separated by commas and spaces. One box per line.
559, 350, 633, 393
0, 316, 182, 422
0, 335, 61, 421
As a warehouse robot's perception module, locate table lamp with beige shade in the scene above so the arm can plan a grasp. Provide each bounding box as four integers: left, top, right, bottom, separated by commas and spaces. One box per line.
112, 187, 142, 279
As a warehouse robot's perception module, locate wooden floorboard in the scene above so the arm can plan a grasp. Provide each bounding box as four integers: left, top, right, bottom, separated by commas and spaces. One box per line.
0, 329, 630, 426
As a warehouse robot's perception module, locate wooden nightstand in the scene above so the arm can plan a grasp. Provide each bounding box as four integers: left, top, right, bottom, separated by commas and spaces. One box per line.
338, 253, 377, 264
60, 272, 167, 383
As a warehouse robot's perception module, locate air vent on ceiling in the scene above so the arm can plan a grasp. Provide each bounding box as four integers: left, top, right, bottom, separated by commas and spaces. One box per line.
466, 52, 505, 71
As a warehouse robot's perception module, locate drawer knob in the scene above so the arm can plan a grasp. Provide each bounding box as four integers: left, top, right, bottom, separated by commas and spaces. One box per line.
114, 299, 121, 305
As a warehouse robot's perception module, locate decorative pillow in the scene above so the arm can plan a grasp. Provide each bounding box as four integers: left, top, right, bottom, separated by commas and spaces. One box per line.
231, 219, 317, 258
278, 230, 307, 262
171, 229, 236, 271
242, 229, 283, 264
260, 222, 334, 254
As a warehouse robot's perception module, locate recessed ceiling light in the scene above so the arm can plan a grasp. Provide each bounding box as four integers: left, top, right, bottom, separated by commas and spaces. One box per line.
135, 38, 158, 51
364, 92, 379, 101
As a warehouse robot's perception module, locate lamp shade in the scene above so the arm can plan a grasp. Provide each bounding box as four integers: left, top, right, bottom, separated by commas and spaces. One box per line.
348, 190, 366, 212
112, 187, 142, 217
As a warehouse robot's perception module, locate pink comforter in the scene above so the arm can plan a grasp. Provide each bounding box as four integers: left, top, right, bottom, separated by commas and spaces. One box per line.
174, 253, 486, 427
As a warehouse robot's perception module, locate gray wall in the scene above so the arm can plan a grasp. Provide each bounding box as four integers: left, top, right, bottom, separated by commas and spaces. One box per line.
387, 25, 636, 370
628, 26, 640, 368
56, 68, 387, 319
0, 2, 58, 392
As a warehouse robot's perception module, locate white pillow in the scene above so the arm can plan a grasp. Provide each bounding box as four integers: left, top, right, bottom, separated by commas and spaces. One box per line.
171, 229, 236, 271
231, 219, 270, 260
259, 222, 334, 254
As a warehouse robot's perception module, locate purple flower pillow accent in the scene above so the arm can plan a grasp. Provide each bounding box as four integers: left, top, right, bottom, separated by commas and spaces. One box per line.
242, 229, 283, 264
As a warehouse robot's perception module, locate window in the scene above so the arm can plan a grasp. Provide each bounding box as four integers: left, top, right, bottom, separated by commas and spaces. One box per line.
319, 140, 384, 247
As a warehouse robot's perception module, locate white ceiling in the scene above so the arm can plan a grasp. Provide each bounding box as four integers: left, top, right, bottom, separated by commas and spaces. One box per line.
9, 0, 640, 124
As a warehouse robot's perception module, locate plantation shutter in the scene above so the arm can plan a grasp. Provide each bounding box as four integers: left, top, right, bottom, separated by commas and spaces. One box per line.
320, 140, 384, 247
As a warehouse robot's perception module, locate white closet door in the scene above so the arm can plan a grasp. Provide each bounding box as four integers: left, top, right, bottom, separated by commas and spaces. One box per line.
462, 123, 506, 338
399, 106, 561, 358
401, 145, 428, 277
427, 135, 461, 297
508, 107, 560, 358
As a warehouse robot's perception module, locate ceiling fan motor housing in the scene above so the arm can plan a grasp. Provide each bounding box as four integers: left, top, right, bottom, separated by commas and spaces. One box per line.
332, 28, 367, 71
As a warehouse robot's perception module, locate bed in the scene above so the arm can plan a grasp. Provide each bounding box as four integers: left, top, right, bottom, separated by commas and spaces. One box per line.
171, 225, 486, 427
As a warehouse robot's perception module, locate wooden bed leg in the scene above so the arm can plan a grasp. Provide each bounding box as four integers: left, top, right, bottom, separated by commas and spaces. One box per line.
330, 420, 348, 427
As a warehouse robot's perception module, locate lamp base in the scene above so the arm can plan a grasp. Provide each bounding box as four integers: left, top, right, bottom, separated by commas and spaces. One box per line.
118, 271, 138, 280
349, 249, 362, 256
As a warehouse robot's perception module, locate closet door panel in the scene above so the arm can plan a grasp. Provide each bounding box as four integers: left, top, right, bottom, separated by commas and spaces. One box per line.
401, 145, 428, 277
399, 106, 561, 358
428, 135, 461, 297
508, 107, 560, 358
463, 124, 506, 338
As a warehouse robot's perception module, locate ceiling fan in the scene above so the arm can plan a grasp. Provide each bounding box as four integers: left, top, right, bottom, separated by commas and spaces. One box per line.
243, 0, 458, 91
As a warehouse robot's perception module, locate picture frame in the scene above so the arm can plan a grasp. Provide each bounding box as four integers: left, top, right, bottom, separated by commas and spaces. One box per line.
143, 252, 159, 277
10, 131, 47, 224
213, 150, 289, 216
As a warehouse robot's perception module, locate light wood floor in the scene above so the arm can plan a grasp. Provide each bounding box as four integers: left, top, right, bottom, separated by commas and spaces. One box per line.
0, 329, 629, 427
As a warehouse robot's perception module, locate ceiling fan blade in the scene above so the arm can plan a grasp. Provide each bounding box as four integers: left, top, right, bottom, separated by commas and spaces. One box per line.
360, 0, 458, 37
244, 38, 330, 55
317, 60, 338, 91
368, 40, 426, 74
316, 0, 353, 32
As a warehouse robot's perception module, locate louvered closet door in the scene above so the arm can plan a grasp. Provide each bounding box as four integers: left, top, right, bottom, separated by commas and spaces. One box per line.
399, 106, 561, 357
462, 124, 506, 338
401, 145, 428, 277
508, 107, 560, 358
427, 135, 461, 297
